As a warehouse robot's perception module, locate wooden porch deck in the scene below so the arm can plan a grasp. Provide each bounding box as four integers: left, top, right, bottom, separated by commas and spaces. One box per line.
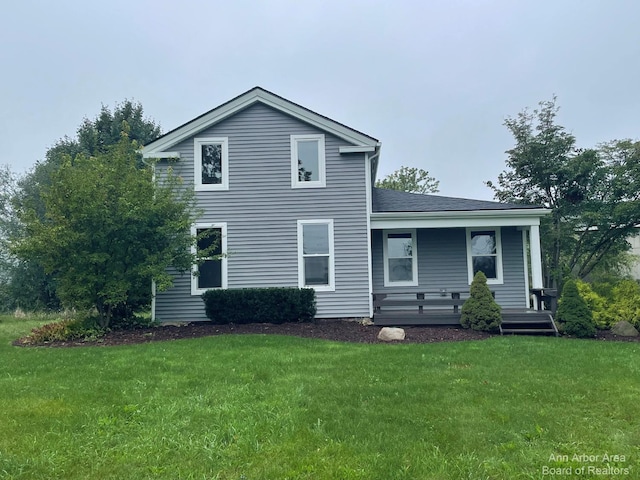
372, 291, 558, 335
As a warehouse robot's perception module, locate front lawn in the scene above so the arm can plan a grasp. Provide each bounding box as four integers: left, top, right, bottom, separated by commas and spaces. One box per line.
0, 315, 638, 479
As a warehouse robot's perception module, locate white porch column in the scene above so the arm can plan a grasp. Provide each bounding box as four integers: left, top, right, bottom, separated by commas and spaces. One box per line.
529, 225, 544, 289
521, 229, 531, 307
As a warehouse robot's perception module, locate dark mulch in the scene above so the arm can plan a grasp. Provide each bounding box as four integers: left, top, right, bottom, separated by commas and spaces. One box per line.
593, 330, 640, 342
13, 320, 639, 348
15, 320, 494, 347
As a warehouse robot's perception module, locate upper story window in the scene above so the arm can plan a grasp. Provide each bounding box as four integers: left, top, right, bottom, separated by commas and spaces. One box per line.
383, 230, 418, 287
466, 228, 503, 284
194, 137, 229, 191
291, 134, 326, 188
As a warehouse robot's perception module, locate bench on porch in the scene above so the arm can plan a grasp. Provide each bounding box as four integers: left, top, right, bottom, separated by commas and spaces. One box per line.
372, 290, 475, 326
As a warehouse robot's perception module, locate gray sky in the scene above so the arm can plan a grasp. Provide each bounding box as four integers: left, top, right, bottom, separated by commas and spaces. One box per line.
2, 0, 639, 200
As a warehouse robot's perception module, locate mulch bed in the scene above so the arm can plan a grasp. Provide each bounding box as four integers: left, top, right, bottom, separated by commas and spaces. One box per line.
13, 319, 640, 348
15, 320, 492, 347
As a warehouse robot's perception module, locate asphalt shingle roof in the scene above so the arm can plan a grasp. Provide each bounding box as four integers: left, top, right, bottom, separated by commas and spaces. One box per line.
372, 187, 542, 213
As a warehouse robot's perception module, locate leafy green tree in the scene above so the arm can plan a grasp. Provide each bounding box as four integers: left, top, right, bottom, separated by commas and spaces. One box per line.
76, 101, 161, 161
460, 271, 502, 332
487, 98, 640, 287
0, 165, 17, 265
13, 132, 198, 328
555, 279, 596, 338
0, 165, 19, 310
8, 101, 161, 310
376, 166, 439, 194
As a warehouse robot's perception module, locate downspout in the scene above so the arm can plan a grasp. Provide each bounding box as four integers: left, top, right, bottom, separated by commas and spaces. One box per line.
366, 145, 382, 318
151, 280, 156, 322
369, 143, 382, 185
142, 153, 157, 322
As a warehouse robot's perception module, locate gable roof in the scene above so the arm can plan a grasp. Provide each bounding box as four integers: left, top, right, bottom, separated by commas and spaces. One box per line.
372, 187, 543, 213
143, 87, 380, 156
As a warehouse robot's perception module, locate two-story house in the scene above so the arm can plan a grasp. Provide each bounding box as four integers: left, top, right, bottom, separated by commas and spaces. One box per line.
142, 87, 549, 324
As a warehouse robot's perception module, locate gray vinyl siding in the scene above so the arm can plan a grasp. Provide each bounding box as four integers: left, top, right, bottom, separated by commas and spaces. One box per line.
372, 227, 527, 308
155, 103, 370, 321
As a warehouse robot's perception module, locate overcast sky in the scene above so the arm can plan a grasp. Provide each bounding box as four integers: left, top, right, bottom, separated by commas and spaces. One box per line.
2, 0, 638, 200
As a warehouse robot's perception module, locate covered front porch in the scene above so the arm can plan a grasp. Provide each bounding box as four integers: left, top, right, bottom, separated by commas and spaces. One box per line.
368, 188, 551, 328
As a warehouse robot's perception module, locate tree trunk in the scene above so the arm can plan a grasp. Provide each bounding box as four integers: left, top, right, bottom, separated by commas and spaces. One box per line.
96, 302, 112, 329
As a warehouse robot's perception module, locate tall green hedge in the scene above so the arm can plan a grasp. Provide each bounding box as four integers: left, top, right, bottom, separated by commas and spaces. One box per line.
202, 287, 316, 324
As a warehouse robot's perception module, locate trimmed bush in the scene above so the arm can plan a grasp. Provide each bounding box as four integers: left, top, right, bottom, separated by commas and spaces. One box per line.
460, 271, 502, 332
556, 279, 596, 338
576, 280, 609, 329
607, 280, 640, 329
202, 287, 316, 324
576, 279, 640, 330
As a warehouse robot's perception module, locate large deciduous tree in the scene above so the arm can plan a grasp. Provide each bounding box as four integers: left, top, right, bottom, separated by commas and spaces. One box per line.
8, 101, 161, 310
13, 131, 198, 328
376, 166, 440, 194
486, 98, 640, 287
0, 165, 19, 309
0, 165, 17, 259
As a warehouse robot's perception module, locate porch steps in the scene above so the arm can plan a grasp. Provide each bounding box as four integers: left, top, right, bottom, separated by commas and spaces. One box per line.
500, 312, 558, 336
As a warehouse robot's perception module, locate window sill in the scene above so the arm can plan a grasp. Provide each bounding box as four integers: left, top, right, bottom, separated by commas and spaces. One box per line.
292, 182, 326, 189
383, 281, 419, 288
304, 285, 335, 292
195, 184, 229, 192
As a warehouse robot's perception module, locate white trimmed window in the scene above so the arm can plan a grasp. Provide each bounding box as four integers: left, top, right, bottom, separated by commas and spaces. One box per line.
466, 228, 503, 284
191, 223, 227, 295
383, 230, 418, 286
297, 220, 335, 291
194, 137, 229, 191
291, 134, 326, 188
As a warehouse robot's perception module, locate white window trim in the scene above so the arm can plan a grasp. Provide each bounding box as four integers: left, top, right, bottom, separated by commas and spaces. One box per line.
297, 219, 335, 292
194, 137, 229, 191
383, 229, 418, 287
191, 222, 228, 295
466, 227, 504, 285
291, 134, 326, 189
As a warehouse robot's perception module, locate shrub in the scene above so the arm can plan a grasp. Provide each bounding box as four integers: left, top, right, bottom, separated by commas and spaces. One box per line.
109, 313, 157, 331
24, 320, 75, 344
575, 279, 640, 330
576, 280, 609, 329
555, 279, 596, 338
22, 315, 107, 344
607, 280, 640, 329
202, 287, 316, 324
460, 271, 502, 332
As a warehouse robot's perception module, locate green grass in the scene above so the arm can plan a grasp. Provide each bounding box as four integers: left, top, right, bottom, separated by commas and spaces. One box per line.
0, 315, 638, 479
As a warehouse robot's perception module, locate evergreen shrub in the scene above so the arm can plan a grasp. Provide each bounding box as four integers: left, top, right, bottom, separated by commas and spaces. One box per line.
460, 271, 502, 332
202, 287, 316, 324
555, 279, 596, 338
